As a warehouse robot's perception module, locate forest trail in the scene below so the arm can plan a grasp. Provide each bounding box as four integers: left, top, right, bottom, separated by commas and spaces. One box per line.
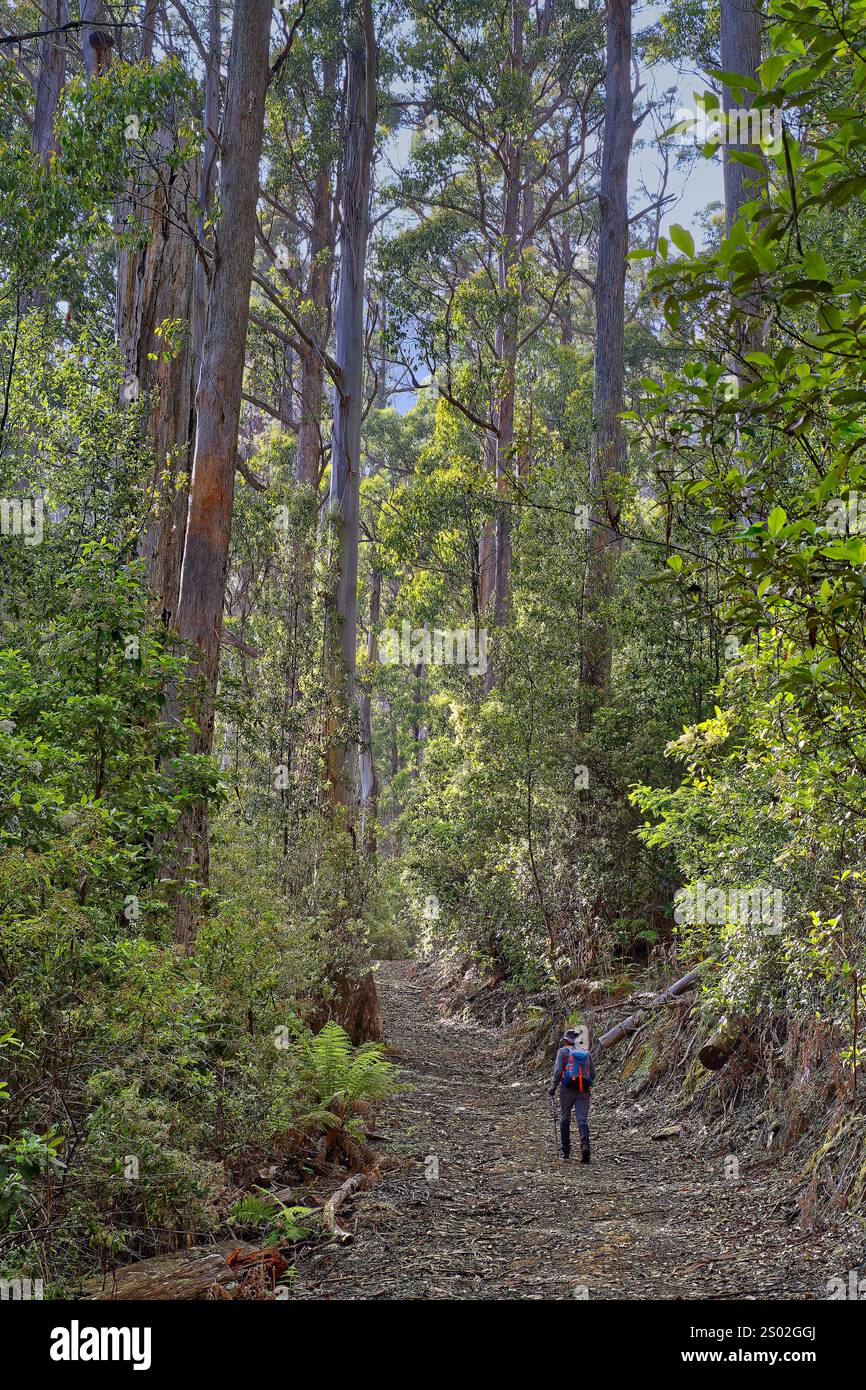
295, 962, 847, 1301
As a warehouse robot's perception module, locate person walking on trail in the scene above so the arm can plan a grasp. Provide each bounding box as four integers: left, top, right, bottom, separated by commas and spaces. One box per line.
549, 1028, 595, 1163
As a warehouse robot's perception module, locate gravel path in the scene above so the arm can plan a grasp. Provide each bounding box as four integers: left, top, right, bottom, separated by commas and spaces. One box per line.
294, 961, 861, 1300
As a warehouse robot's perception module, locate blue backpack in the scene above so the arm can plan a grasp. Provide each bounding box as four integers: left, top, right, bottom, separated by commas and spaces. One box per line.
561, 1047, 592, 1091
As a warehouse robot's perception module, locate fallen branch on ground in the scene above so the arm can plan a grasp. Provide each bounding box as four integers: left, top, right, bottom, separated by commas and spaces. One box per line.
322, 1165, 380, 1243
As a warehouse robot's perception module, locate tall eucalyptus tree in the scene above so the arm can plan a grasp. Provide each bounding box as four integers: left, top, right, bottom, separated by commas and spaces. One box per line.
172, 0, 272, 947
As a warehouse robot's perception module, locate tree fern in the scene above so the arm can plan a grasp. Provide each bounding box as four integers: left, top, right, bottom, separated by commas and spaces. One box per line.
296, 1021, 399, 1109
286, 1022, 401, 1169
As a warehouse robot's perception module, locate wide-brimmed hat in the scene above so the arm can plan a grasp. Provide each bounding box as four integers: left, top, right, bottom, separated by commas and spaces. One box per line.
562, 1028, 580, 1043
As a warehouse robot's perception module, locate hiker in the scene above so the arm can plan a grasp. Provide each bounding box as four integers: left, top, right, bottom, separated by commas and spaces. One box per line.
549, 1028, 595, 1163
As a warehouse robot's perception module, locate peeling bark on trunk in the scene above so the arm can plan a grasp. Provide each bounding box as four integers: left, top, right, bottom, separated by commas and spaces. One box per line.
116, 1, 200, 627
117, 135, 198, 626
79, 0, 114, 77
580, 0, 634, 693
171, 0, 271, 951
295, 57, 338, 490
296, 344, 326, 490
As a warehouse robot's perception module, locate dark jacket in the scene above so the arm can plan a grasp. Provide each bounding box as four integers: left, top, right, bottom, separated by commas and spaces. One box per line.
550, 1046, 595, 1092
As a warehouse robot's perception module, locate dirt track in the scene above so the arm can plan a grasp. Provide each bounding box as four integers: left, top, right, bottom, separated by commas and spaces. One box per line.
294, 961, 861, 1300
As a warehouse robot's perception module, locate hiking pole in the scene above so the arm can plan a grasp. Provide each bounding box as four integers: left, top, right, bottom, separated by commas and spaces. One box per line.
550, 1089, 561, 1157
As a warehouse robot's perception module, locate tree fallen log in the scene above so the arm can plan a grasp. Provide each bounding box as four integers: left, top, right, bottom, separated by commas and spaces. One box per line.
599, 967, 703, 1049
598, 1007, 646, 1049
698, 1019, 743, 1071
88, 1240, 258, 1300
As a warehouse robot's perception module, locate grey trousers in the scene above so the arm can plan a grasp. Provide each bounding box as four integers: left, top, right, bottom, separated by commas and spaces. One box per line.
560, 1085, 590, 1154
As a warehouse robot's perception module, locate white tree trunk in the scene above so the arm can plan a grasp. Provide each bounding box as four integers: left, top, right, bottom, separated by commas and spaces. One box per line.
325, 0, 376, 813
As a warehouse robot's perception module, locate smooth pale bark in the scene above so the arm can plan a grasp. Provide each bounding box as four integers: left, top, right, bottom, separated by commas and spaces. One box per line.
32, 0, 68, 162
359, 564, 380, 854
580, 0, 634, 692
321, 9, 381, 1039
27, 1, 69, 309
172, 0, 271, 950
720, 0, 765, 397
720, 0, 764, 236
325, 0, 376, 812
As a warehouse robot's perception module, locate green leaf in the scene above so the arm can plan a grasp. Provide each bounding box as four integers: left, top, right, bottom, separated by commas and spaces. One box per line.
669, 224, 696, 259
706, 68, 762, 94
728, 150, 768, 171
767, 506, 788, 536
759, 54, 788, 89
